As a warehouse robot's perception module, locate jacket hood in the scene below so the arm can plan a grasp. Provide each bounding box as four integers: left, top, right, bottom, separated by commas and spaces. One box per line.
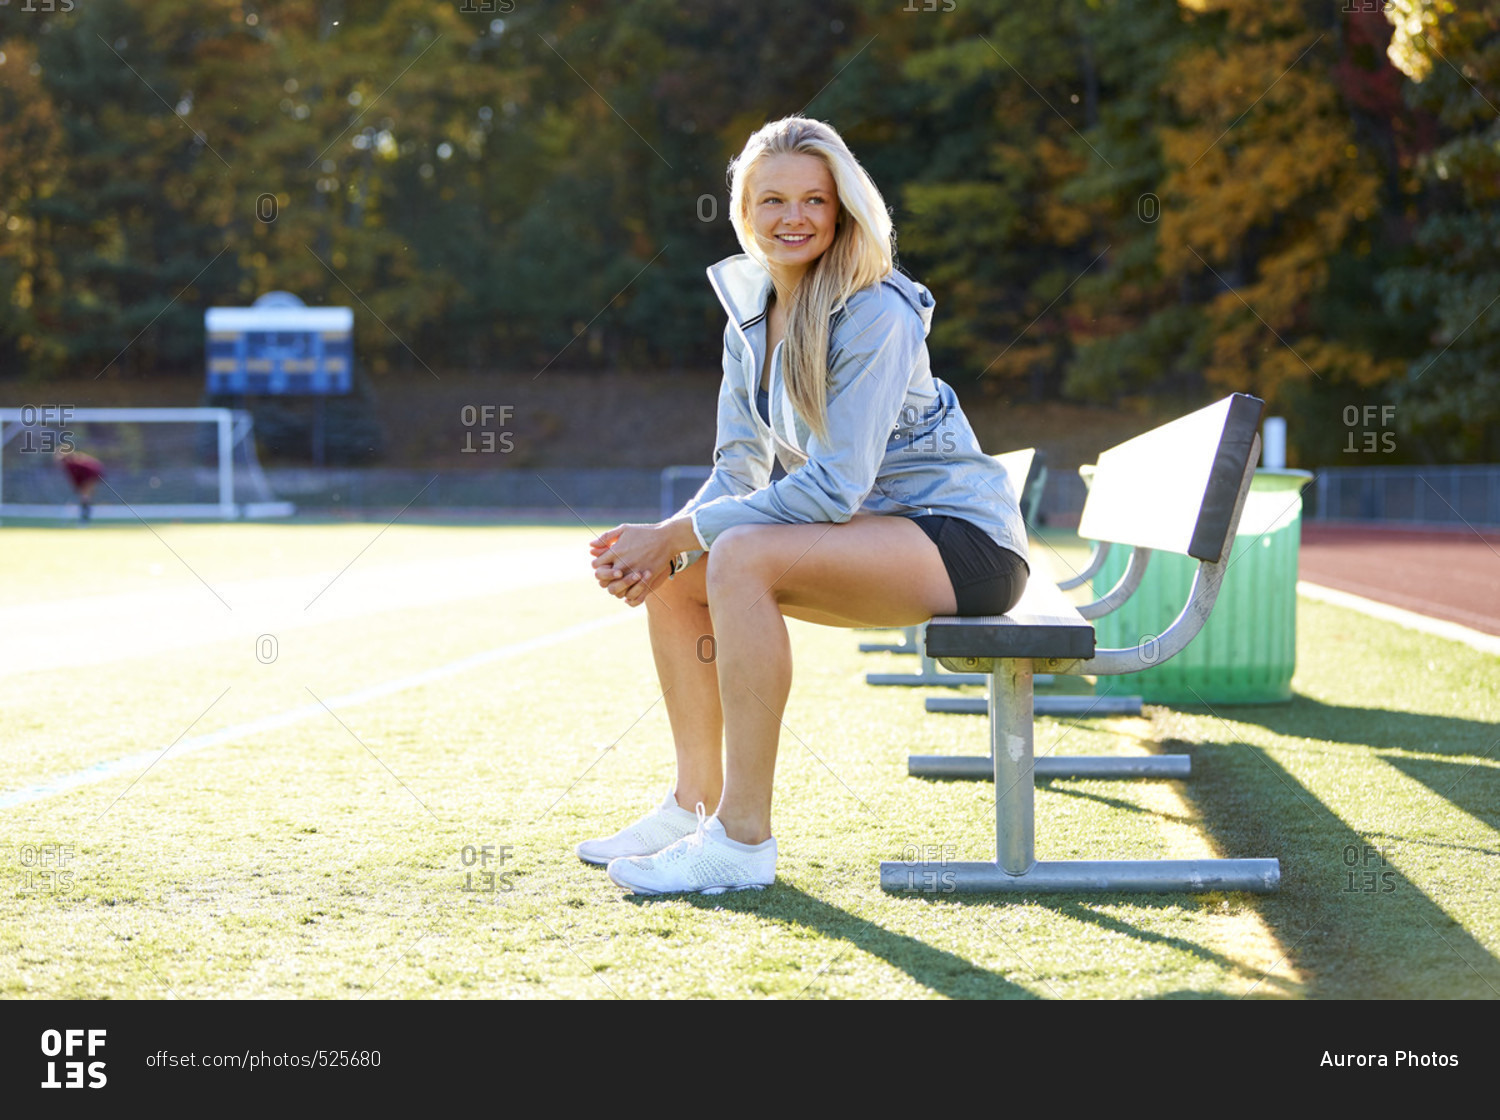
706, 254, 935, 341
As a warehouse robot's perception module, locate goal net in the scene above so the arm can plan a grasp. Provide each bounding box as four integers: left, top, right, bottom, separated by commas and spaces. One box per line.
0, 407, 294, 521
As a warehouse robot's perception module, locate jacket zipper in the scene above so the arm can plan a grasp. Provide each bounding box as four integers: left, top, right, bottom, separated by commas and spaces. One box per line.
742, 310, 803, 458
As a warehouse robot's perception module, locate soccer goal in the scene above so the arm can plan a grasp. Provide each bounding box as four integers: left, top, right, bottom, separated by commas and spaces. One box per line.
0, 407, 295, 521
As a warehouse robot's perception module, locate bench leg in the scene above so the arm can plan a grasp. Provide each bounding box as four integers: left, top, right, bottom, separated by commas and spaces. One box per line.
909, 753, 1188, 779
880, 858, 1281, 893
882, 661, 1280, 895
994, 660, 1036, 874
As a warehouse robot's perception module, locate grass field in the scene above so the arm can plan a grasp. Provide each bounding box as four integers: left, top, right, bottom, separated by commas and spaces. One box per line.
3, 521, 1498, 999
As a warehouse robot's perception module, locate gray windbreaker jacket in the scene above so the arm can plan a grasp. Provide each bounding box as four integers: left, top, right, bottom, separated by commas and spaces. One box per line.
675, 253, 1028, 569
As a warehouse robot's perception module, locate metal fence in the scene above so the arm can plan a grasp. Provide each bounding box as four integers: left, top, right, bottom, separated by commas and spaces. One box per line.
1306, 465, 1500, 529
659, 465, 712, 519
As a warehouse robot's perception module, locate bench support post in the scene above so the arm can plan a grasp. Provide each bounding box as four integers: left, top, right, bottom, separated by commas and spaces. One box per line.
994, 660, 1035, 874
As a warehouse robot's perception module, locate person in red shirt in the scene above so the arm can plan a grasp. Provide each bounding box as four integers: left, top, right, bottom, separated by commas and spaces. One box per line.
56, 449, 104, 523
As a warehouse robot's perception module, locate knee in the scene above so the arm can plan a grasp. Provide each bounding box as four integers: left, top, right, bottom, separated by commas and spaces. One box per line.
705, 525, 778, 602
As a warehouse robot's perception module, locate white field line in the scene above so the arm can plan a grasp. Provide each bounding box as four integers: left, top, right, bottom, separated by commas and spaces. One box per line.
0, 543, 591, 677
1298, 581, 1500, 657
0, 611, 635, 810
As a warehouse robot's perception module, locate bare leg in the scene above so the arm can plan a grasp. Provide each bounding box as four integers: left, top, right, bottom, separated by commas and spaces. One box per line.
704, 514, 956, 844
643, 558, 724, 812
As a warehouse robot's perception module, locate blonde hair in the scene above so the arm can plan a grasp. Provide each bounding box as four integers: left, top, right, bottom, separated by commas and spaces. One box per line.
727, 117, 894, 441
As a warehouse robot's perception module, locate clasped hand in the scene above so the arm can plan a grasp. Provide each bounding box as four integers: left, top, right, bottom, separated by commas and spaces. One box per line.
590, 521, 680, 608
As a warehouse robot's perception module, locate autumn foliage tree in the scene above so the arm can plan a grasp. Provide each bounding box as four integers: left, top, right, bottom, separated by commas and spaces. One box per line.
2, 0, 1497, 464
1377, 0, 1500, 460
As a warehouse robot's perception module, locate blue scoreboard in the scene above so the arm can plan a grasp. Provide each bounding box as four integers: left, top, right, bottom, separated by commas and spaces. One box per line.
205, 292, 353, 396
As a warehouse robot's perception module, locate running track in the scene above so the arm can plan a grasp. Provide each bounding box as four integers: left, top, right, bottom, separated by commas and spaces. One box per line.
1299, 523, 1500, 638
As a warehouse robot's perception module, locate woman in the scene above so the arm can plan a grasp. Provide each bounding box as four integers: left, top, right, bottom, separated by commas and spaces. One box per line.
581, 116, 1029, 894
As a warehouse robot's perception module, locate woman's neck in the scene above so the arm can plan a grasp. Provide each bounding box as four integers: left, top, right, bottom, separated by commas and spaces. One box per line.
767, 262, 807, 312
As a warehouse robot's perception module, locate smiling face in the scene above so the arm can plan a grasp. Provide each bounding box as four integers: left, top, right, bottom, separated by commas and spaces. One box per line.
746, 152, 840, 289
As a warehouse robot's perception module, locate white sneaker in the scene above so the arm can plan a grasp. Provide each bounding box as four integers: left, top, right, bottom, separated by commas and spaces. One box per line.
607, 809, 776, 895
575, 787, 700, 866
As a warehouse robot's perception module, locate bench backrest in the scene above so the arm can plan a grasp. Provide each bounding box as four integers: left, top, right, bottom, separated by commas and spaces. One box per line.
1076, 394, 1263, 563
990, 448, 1037, 525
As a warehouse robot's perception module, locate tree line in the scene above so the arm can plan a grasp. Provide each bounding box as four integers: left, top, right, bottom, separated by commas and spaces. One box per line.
1, 0, 1496, 463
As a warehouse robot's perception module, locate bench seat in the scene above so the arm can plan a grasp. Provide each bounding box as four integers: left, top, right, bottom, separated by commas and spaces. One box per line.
925, 566, 1095, 662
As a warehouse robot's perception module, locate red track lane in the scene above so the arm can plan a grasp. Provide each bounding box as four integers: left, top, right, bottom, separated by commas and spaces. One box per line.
1298, 523, 1500, 638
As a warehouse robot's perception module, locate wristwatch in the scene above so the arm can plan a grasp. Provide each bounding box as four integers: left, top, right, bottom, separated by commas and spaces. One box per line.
669, 552, 692, 579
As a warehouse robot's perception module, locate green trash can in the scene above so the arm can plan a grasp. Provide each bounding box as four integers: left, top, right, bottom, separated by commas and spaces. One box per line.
1089, 468, 1313, 704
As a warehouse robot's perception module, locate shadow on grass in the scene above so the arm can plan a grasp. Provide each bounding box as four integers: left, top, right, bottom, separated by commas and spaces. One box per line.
1037, 781, 1194, 823
896, 730, 1500, 997
629, 884, 1042, 999
1036, 898, 1301, 998
1217, 695, 1497, 759
1171, 735, 1500, 998
1382, 754, 1500, 839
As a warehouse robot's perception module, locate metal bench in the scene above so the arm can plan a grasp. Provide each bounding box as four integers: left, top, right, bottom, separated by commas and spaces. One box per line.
882, 393, 1281, 894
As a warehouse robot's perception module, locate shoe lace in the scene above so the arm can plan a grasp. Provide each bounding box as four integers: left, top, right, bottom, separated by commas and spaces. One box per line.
654, 802, 709, 864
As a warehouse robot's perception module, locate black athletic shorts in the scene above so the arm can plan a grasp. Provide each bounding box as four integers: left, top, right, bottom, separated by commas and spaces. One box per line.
908, 515, 1029, 617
